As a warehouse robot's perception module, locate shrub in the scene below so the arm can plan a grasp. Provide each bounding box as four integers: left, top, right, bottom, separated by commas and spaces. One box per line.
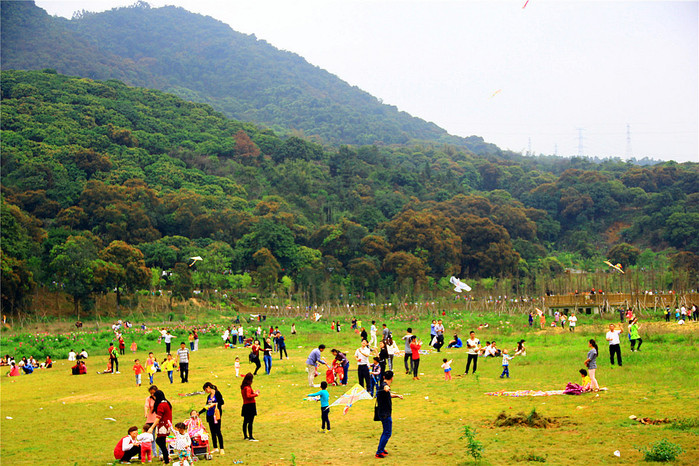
637, 439, 684, 462
460, 425, 484, 461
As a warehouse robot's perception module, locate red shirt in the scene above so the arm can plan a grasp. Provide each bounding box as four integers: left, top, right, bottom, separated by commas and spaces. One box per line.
410, 342, 421, 360
241, 385, 257, 405
133, 364, 145, 375
155, 401, 172, 437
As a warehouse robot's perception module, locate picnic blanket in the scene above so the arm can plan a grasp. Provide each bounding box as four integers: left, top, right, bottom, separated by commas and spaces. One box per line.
486, 385, 607, 397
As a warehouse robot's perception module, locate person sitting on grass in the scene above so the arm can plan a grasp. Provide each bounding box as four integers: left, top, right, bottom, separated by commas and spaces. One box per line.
71, 360, 87, 375
579, 368, 592, 392
7, 362, 19, 377
113, 425, 142, 464
447, 335, 462, 348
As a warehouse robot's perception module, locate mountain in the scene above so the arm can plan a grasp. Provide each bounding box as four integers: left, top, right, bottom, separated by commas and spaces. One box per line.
1, 0, 498, 152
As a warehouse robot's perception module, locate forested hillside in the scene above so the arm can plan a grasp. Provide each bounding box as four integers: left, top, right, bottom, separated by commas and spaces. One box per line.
1, 70, 698, 314
1, 0, 496, 151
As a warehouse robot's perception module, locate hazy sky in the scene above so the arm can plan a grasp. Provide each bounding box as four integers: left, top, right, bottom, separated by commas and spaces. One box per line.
35, 0, 698, 162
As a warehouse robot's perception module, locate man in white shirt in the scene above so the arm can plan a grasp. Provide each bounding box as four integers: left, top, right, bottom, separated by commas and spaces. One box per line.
355, 339, 372, 388
464, 331, 481, 374
176, 342, 189, 383
238, 326, 244, 344
369, 321, 378, 348
434, 320, 445, 352
605, 324, 623, 366
164, 331, 174, 354
568, 313, 578, 332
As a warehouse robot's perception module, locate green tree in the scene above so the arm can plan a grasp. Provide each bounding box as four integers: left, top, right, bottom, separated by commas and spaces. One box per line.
97, 240, 151, 307
49, 235, 100, 317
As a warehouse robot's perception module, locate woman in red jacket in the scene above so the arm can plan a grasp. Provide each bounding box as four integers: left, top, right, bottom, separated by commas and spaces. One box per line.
409, 336, 422, 380
240, 373, 260, 441
152, 390, 173, 464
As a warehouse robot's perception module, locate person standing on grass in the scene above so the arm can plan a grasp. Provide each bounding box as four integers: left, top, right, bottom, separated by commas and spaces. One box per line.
263, 337, 273, 375
464, 331, 481, 375
434, 319, 445, 352
164, 330, 174, 354
402, 328, 414, 375
409, 336, 422, 380
250, 340, 262, 375
568, 312, 577, 332
201, 382, 225, 455
188, 331, 195, 351
429, 319, 437, 347
144, 385, 160, 458
374, 370, 403, 459
152, 390, 173, 464
193, 329, 199, 351
306, 344, 329, 387
277, 332, 288, 359
133, 359, 146, 387
584, 339, 600, 391
629, 319, 643, 352
331, 349, 350, 386
355, 339, 372, 389
241, 373, 260, 441
606, 324, 623, 366
177, 342, 189, 383
161, 353, 176, 384
307, 381, 331, 432
108, 343, 120, 374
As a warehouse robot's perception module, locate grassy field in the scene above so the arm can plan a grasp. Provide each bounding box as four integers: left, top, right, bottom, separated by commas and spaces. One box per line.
1, 314, 698, 465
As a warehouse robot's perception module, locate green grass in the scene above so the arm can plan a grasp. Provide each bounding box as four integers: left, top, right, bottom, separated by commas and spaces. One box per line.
1, 315, 698, 465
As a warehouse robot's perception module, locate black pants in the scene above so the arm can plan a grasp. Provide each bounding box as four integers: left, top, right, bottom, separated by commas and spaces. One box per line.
252, 356, 261, 374
110, 356, 118, 372
357, 364, 371, 388
119, 347, 125, 355
207, 414, 224, 449
279, 346, 288, 359
121, 446, 141, 462
156, 436, 169, 464
166, 342, 171, 354
465, 354, 478, 374
630, 338, 643, 351
321, 406, 330, 430
412, 358, 420, 377
609, 344, 622, 366
179, 362, 188, 382
403, 354, 414, 373
243, 415, 255, 439
434, 335, 444, 352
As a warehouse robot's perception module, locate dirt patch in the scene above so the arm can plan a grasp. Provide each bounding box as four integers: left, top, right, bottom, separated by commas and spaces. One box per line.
494, 410, 561, 428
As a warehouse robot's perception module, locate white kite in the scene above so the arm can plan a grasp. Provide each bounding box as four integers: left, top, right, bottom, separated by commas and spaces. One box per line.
313, 312, 322, 322
330, 384, 373, 414
188, 256, 203, 267
449, 276, 472, 293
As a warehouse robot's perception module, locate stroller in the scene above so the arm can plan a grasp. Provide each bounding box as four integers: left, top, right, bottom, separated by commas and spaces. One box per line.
167, 420, 213, 462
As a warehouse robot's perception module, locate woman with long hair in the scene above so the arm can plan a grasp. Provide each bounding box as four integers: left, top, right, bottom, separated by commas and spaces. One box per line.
584, 339, 600, 391
200, 382, 225, 455
240, 373, 260, 441
152, 389, 173, 464
250, 340, 261, 375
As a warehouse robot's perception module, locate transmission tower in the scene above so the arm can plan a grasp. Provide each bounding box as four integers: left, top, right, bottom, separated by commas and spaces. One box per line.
577, 128, 584, 157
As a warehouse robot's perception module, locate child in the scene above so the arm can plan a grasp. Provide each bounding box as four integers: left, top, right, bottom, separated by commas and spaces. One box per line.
579, 368, 592, 391
500, 350, 514, 378
307, 381, 331, 432
332, 359, 344, 386
130, 341, 137, 353
138, 423, 155, 463
441, 358, 453, 381
161, 354, 176, 384
234, 356, 241, 378
370, 356, 382, 396
133, 359, 146, 386
146, 353, 157, 384
172, 422, 192, 465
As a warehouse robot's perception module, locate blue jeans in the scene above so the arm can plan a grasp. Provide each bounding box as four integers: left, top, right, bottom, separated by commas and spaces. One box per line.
264, 354, 272, 374
167, 371, 173, 383
500, 365, 509, 378
377, 416, 392, 454
342, 363, 349, 385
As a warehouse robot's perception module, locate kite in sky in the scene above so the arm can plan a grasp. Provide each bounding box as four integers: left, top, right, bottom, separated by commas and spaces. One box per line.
522, 0, 530, 9
603, 261, 624, 274
490, 89, 502, 98
450, 276, 472, 293
330, 384, 373, 414
188, 256, 203, 267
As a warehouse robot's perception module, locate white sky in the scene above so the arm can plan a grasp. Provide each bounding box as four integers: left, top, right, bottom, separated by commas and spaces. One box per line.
35, 0, 698, 162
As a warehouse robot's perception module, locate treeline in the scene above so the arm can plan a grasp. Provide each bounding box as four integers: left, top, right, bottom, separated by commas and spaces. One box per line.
0, 0, 484, 150
1, 70, 698, 315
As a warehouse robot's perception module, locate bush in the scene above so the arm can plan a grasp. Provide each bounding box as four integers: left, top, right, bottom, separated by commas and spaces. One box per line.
460, 425, 484, 461
637, 439, 684, 462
